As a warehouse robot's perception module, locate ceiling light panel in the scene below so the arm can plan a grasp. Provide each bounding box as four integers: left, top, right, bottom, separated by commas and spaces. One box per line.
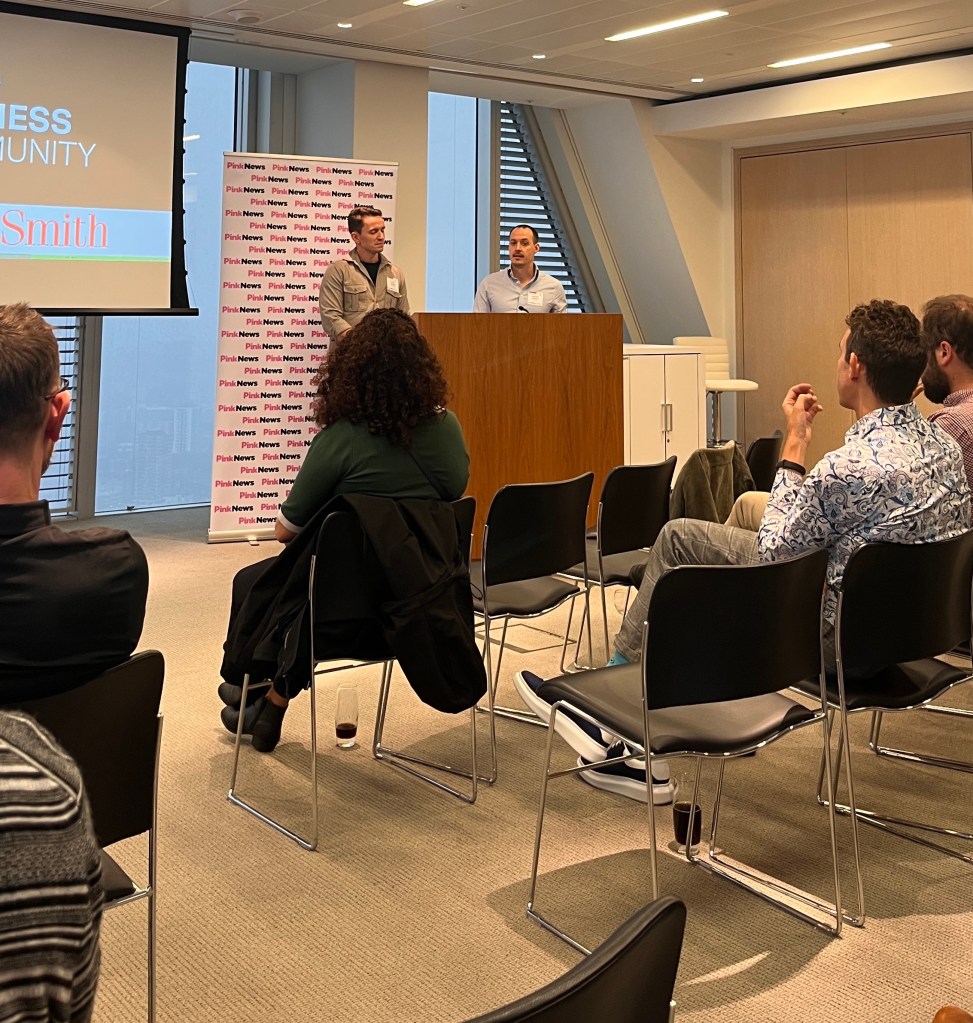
769, 41, 891, 68
606, 10, 729, 43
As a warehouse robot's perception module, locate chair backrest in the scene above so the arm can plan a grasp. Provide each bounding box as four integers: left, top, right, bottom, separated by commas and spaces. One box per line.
669, 444, 754, 523
643, 549, 829, 709
462, 897, 686, 1023
598, 459, 676, 558
13, 650, 164, 849
674, 335, 730, 381
311, 510, 380, 624
311, 498, 478, 623
453, 495, 477, 565
482, 473, 594, 587
744, 430, 783, 492
836, 532, 973, 676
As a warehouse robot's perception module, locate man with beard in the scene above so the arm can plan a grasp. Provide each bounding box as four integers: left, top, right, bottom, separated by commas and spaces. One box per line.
921, 294, 973, 493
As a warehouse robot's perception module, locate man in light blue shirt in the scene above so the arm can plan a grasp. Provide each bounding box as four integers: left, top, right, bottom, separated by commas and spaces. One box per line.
473, 225, 567, 313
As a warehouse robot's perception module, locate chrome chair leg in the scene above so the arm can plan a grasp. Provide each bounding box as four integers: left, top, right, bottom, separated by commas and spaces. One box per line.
227, 673, 319, 851
870, 705, 973, 774
479, 614, 548, 727
526, 703, 594, 956
698, 731, 848, 935
828, 708, 973, 862
373, 661, 489, 800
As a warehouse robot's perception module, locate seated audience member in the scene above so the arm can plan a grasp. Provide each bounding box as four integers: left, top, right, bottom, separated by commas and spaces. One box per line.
726, 290, 973, 530
920, 293, 973, 492
0, 710, 103, 1022
517, 299, 971, 803
0, 304, 148, 704
220, 308, 470, 752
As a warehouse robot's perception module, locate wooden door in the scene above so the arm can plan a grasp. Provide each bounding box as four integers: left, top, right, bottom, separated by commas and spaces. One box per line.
739, 146, 852, 463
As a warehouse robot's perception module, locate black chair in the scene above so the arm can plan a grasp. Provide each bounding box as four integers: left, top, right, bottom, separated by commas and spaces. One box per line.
470, 474, 593, 751
15, 651, 165, 1023
745, 430, 783, 491
792, 533, 973, 875
463, 897, 686, 1023
527, 549, 849, 951
563, 460, 676, 666
229, 498, 483, 851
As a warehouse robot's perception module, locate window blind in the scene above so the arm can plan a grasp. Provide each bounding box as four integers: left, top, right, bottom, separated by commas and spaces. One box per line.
497, 103, 589, 312
39, 318, 80, 513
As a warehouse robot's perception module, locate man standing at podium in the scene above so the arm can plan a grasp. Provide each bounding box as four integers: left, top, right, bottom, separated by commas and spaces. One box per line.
319, 205, 410, 341
474, 225, 567, 313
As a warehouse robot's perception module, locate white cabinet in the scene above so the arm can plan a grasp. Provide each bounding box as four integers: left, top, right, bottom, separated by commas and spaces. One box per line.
623, 344, 705, 469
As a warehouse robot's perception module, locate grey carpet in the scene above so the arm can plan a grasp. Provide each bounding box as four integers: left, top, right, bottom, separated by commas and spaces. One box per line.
72, 508, 973, 1022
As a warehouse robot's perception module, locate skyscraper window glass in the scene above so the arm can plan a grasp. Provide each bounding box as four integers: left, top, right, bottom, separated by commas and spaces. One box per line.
95, 62, 236, 511
425, 93, 477, 312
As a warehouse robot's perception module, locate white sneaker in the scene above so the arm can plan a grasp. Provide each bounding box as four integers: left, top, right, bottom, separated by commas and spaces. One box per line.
578, 744, 675, 806
513, 670, 612, 763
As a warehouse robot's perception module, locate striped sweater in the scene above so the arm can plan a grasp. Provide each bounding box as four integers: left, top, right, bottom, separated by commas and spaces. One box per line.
0, 712, 103, 1023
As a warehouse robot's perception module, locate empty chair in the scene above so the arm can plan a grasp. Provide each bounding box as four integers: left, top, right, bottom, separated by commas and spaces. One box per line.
563, 459, 676, 665
463, 897, 686, 1023
792, 532, 973, 873
674, 336, 758, 445
15, 650, 166, 1023
229, 498, 485, 851
470, 474, 593, 751
526, 549, 851, 950
745, 430, 783, 491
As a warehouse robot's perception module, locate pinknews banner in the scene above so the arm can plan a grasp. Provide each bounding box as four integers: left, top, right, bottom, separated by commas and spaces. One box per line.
208, 151, 398, 542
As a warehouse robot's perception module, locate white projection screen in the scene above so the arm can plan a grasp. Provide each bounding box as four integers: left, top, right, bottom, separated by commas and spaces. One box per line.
0, 2, 191, 313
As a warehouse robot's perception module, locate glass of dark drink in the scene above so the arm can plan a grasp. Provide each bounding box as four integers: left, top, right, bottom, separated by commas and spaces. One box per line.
335, 682, 359, 749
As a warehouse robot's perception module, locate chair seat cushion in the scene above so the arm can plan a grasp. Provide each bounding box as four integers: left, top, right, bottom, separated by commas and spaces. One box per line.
539, 665, 817, 755
564, 544, 649, 586
100, 850, 137, 902
469, 561, 580, 617
794, 657, 970, 711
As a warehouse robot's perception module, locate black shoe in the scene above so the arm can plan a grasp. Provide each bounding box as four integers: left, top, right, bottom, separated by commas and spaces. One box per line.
221, 696, 287, 753
218, 680, 271, 709
629, 560, 648, 589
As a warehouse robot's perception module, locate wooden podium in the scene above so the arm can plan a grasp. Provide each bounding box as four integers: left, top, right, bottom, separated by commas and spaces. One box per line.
415, 313, 623, 555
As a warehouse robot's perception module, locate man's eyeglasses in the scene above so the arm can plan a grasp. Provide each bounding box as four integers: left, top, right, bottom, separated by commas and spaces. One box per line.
44, 376, 70, 401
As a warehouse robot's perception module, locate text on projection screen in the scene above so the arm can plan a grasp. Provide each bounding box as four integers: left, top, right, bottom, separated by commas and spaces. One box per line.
0, 11, 178, 310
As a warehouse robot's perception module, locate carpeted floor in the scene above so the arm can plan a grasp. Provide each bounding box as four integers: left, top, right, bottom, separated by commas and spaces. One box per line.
72, 508, 973, 1022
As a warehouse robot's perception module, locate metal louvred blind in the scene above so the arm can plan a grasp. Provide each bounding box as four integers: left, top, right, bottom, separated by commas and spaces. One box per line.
39, 318, 80, 513
498, 102, 589, 312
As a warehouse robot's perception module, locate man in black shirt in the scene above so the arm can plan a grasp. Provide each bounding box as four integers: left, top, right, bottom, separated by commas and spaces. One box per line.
0, 303, 148, 703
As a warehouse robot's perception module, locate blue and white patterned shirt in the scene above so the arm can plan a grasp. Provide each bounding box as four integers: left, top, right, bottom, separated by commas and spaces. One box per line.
758, 403, 971, 624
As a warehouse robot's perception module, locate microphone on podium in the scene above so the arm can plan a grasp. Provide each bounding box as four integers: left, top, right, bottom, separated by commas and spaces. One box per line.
517, 305, 530, 313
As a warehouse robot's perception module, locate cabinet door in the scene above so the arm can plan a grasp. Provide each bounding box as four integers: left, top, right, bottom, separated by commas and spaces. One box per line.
624, 355, 667, 464
663, 352, 703, 467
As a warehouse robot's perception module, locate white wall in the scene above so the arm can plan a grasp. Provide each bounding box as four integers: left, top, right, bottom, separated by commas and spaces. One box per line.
295, 60, 430, 306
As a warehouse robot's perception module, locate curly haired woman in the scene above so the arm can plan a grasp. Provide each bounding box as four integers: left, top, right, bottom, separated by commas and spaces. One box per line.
220, 308, 469, 750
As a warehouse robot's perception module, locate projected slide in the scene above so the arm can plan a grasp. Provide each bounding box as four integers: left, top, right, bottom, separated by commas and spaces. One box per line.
0, 5, 185, 311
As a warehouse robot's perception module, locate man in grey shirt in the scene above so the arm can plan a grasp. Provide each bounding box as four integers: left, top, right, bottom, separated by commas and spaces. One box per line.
473, 225, 567, 313
318, 205, 410, 341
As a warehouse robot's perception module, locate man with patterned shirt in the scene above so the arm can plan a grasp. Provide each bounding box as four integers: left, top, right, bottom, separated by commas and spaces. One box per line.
516, 299, 970, 804
921, 294, 973, 494
612, 298, 969, 665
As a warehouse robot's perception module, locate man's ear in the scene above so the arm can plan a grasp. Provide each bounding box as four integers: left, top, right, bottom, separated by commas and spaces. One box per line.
846, 351, 863, 380
45, 391, 70, 442
938, 340, 955, 366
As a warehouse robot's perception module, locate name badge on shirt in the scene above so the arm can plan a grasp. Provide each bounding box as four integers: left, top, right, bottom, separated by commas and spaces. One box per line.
526, 290, 544, 307
387, 277, 400, 296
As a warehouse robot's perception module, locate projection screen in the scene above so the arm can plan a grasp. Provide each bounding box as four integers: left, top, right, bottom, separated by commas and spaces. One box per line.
0, 2, 192, 314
